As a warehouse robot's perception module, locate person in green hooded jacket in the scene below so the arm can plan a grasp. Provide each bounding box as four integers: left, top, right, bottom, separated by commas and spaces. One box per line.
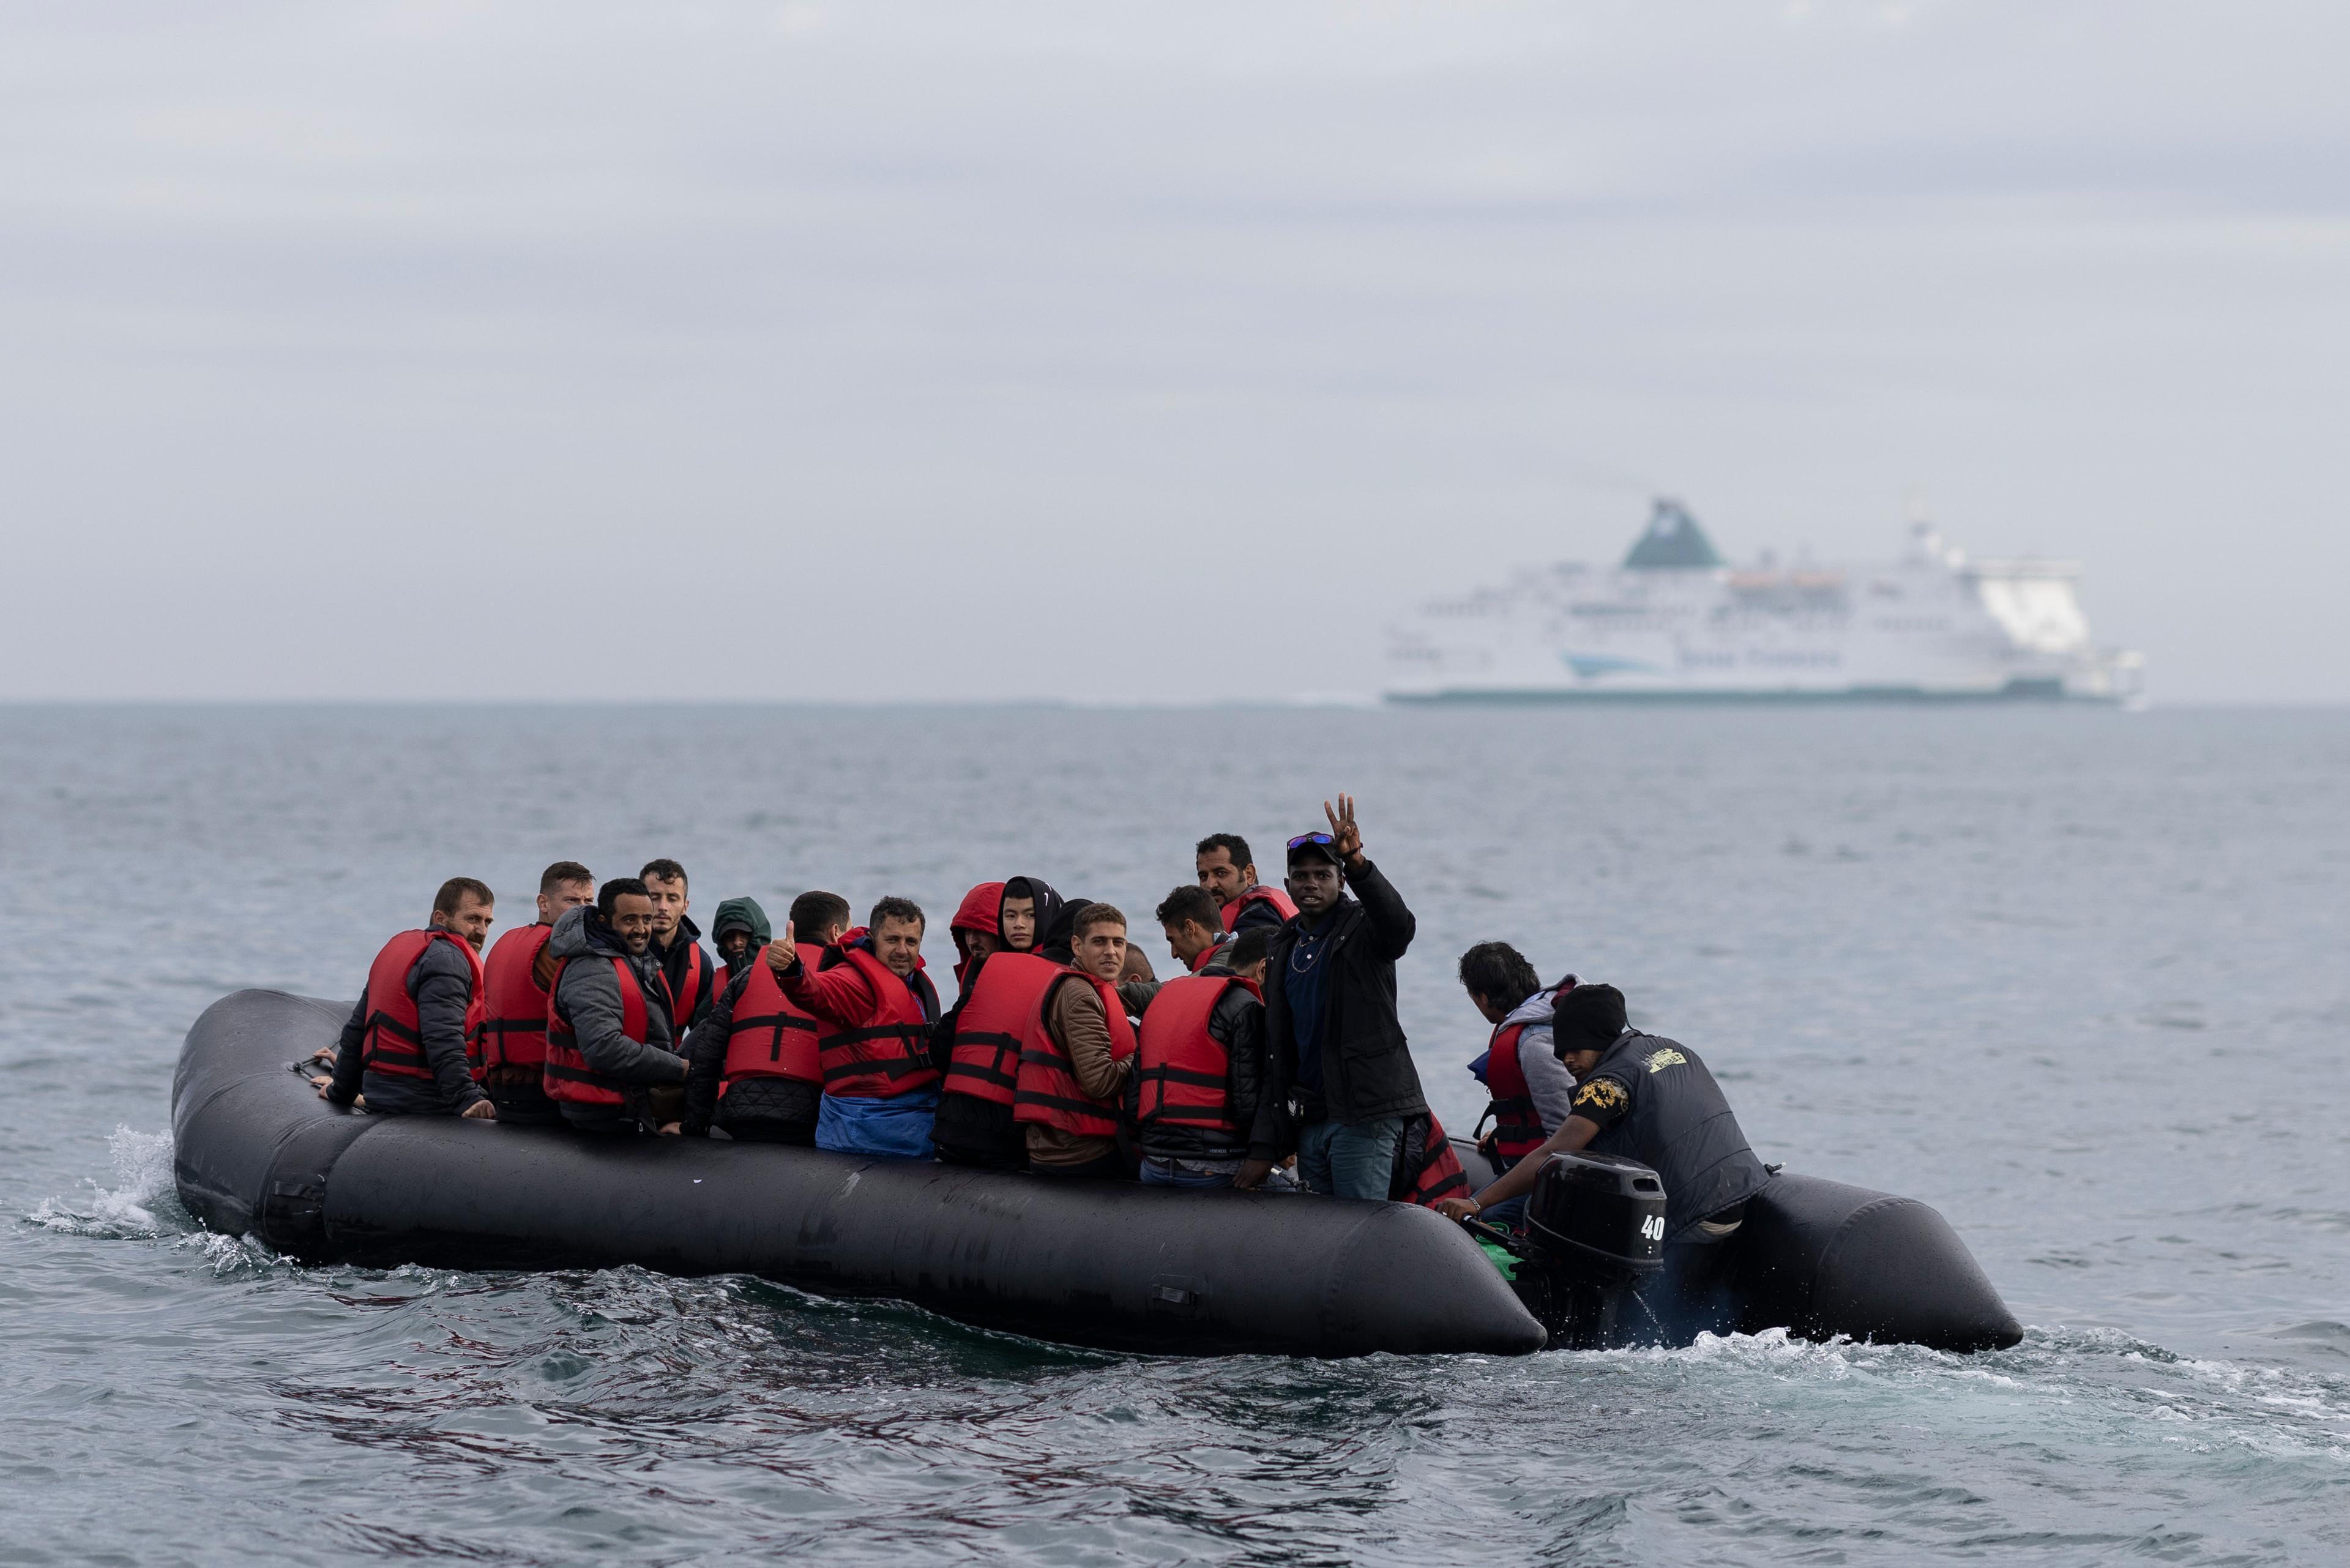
710, 896, 772, 988
678, 892, 843, 1145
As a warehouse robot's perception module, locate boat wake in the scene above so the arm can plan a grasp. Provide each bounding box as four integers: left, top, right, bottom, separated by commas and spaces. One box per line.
26, 1126, 186, 1240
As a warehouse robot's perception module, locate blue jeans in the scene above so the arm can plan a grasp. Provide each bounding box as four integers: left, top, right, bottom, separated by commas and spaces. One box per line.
1140, 1155, 1239, 1189
1296, 1116, 1406, 1201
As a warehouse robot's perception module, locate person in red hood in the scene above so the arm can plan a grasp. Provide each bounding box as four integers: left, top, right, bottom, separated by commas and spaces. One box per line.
928, 876, 1069, 1169
948, 881, 1005, 993
770, 895, 942, 1159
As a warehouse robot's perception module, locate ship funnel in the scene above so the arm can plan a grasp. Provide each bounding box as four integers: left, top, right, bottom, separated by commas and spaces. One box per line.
1622, 498, 1725, 570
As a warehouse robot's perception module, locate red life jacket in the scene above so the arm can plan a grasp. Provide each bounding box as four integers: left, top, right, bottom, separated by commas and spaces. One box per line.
1013, 970, 1138, 1138
810, 936, 939, 1099
472, 922, 554, 1077
1182, 935, 1232, 975
942, 950, 1063, 1108
668, 939, 715, 1025
1481, 1020, 1550, 1164
542, 954, 668, 1107
1394, 1112, 1472, 1208
1219, 884, 1298, 933
359, 928, 487, 1084
718, 947, 822, 1096
1134, 972, 1259, 1139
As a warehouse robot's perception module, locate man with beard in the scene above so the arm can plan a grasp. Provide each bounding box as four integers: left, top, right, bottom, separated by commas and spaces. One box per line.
542, 878, 692, 1134
773, 895, 942, 1159
1195, 833, 1297, 935
317, 877, 498, 1119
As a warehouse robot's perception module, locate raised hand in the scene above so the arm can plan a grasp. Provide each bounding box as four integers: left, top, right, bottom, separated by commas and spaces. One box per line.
1322, 792, 1364, 868
766, 920, 797, 975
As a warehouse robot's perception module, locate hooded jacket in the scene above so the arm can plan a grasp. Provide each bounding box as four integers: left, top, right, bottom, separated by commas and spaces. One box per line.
548, 905, 689, 1087
710, 897, 772, 983
326, 931, 488, 1115
1005, 876, 1071, 962
1260, 857, 1427, 1130
949, 881, 1005, 991
1486, 987, 1581, 1138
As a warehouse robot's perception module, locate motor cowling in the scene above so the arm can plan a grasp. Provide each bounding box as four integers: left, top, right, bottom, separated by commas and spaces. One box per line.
1516, 1151, 1669, 1348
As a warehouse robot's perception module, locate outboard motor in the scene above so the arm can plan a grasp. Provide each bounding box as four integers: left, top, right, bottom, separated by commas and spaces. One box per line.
1512, 1151, 1668, 1349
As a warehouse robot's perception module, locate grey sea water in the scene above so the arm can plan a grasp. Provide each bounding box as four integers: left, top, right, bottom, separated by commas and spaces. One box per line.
2, 703, 2344, 1566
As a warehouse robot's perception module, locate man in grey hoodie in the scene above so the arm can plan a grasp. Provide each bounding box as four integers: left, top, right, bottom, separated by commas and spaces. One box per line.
1457, 941, 1580, 1223
544, 879, 692, 1135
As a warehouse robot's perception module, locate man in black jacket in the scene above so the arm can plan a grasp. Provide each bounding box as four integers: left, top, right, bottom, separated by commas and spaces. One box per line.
1129, 924, 1277, 1187
315, 878, 498, 1119
1261, 794, 1427, 1200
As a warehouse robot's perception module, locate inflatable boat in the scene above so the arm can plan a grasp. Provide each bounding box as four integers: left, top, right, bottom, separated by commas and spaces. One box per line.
173, 990, 2023, 1358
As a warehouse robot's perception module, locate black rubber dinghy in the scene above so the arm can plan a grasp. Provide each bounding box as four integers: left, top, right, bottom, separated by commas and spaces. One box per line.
173, 991, 2021, 1357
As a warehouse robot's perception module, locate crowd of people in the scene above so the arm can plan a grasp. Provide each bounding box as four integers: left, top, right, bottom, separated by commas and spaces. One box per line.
315, 794, 1767, 1248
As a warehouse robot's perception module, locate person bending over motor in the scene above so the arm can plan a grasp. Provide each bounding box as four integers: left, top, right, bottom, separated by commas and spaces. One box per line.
1015, 903, 1140, 1180
468, 860, 595, 1127
1455, 941, 1580, 1225
1195, 833, 1298, 935
317, 877, 499, 1119
1436, 983, 1771, 1335
680, 891, 848, 1145
773, 895, 942, 1160
1262, 796, 1429, 1201
542, 879, 692, 1135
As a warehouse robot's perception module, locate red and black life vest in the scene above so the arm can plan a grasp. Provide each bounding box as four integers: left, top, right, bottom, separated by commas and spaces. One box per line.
542, 954, 670, 1107
1183, 935, 1232, 974
1219, 884, 1297, 933
1480, 1019, 1550, 1165
471, 922, 554, 1077
1393, 1112, 1472, 1208
1133, 972, 1258, 1138
668, 939, 715, 1026
1013, 970, 1138, 1138
811, 938, 939, 1099
718, 947, 822, 1097
359, 928, 487, 1084
942, 950, 1063, 1107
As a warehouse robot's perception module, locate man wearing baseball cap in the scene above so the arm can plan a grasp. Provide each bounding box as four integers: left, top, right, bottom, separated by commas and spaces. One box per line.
1258, 793, 1428, 1199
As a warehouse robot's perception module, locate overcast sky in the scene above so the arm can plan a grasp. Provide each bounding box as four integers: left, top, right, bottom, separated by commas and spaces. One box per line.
4, 1, 2344, 703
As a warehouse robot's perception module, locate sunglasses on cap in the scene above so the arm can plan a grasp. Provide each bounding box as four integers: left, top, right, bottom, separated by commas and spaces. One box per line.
1287, 832, 1335, 849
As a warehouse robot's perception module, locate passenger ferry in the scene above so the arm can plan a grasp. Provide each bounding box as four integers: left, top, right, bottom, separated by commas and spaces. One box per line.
1384, 499, 2142, 704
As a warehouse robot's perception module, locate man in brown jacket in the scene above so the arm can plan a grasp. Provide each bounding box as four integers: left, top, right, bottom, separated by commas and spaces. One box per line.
1020, 903, 1141, 1179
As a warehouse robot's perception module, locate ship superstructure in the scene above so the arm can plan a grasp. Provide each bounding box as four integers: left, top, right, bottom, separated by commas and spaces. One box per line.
1384, 500, 2141, 703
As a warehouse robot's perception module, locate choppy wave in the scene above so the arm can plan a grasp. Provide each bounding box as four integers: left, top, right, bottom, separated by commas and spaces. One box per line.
24, 1126, 184, 1238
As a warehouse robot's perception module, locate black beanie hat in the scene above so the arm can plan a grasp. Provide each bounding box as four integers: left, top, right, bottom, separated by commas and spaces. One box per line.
1552, 983, 1627, 1052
